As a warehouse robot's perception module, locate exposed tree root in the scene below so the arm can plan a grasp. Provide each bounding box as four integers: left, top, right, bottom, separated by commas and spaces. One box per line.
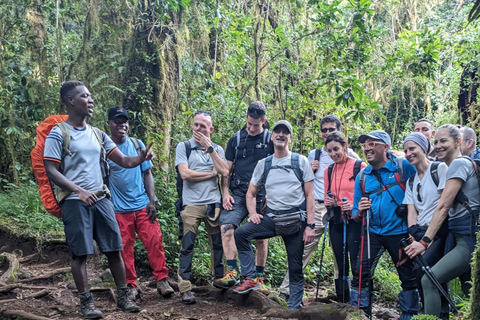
0, 252, 20, 283
1, 310, 52, 320
17, 267, 69, 283
0, 284, 56, 293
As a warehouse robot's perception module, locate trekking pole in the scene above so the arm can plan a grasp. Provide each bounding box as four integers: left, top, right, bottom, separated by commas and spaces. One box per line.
341, 197, 347, 303
316, 192, 333, 301
366, 207, 372, 320
399, 238, 458, 312
315, 218, 329, 301
357, 212, 365, 308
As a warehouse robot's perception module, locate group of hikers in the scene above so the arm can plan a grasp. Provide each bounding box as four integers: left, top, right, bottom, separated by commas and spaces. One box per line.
41, 80, 479, 319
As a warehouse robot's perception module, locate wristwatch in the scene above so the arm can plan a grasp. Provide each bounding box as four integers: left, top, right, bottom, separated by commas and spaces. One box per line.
306, 223, 315, 229
421, 236, 432, 244
206, 145, 214, 154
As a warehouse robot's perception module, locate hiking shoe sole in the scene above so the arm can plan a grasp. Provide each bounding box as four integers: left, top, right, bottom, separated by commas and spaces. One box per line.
233, 283, 260, 295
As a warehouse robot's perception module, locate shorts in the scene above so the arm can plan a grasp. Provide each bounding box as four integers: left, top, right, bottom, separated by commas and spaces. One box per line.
62, 197, 123, 256
219, 193, 264, 227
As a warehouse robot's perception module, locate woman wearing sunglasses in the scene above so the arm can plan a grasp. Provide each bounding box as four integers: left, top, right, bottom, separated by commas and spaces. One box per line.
402, 132, 449, 318
405, 125, 480, 318
323, 132, 366, 303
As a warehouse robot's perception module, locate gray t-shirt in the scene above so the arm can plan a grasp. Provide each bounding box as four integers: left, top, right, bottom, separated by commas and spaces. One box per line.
251, 152, 315, 211
308, 147, 360, 200
447, 157, 480, 221
175, 138, 225, 205
43, 123, 118, 201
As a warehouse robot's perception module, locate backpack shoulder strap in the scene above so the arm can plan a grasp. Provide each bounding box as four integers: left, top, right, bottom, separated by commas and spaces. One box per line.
291, 152, 304, 185
315, 147, 322, 161
262, 155, 274, 185
353, 160, 362, 180
358, 168, 366, 197
184, 140, 192, 160
327, 163, 334, 193
395, 156, 406, 191
408, 175, 414, 191
55, 122, 72, 158
92, 126, 106, 158
233, 130, 241, 164
430, 161, 440, 187
130, 137, 141, 155
263, 129, 271, 145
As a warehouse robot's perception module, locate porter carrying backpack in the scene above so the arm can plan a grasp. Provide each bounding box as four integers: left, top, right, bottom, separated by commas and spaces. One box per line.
31, 116, 108, 217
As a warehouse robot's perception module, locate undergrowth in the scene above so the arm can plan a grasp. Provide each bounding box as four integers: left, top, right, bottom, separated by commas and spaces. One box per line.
0, 171, 461, 309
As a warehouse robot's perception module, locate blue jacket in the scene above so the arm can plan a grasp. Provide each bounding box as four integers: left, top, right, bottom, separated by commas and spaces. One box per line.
353, 156, 416, 236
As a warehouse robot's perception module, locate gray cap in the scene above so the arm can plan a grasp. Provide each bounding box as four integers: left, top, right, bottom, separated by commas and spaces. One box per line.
403, 132, 429, 154
272, 120, 293, 134
358, 130, 392, 146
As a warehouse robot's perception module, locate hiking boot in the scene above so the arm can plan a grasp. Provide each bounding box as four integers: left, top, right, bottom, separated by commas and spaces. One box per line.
127, 284, 141, 301
117, 287, 140, 313
278, 292, 289, 302
213, 269, 240, 289
257, 276, 269, 291
157, 278, 174, 297
233, 278, 260, 294
79, 292, 103, 319
181, 290, 196, 304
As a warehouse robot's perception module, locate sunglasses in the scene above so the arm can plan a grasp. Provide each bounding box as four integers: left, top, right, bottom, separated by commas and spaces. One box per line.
195, 110, 211, 116
247, 106, 265, 116
360, 141, 386, 150
321, 127, 336, 133
417, 183, 422, 202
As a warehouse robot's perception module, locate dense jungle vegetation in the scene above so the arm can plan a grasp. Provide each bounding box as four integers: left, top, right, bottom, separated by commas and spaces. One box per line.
1, 0, 480, 318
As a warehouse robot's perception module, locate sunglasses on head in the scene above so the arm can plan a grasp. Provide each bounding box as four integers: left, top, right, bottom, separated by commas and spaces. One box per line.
247, 106, 265, 116
321, 127, 336, 133
195, 110, 211, 116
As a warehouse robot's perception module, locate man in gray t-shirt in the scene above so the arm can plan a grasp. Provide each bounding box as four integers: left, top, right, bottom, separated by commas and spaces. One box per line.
43, 81, 153, 318
233, 120, 315, 309
174, 111, 229, 305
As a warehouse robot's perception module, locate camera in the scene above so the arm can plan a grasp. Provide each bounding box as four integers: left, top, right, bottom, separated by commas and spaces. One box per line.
395, 204, 408, 219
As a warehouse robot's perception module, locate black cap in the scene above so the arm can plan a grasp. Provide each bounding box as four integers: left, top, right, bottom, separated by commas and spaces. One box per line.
108, 106, 129, 120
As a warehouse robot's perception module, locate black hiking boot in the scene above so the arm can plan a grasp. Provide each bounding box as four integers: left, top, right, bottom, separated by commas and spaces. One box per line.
117, 287, 140, 313
79, 292, 103, 319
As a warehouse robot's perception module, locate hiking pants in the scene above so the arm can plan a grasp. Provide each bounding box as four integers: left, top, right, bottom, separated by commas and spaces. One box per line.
235, 215, 305, 309
422, 233, 472, 317
350, 232, 418, 319
329, 217, 362, 302
115, 207, 169, 287
279, 200, 326, 295
178, 204, 223, 293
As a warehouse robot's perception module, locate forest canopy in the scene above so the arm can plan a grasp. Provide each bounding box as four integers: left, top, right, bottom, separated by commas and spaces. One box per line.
0, 0, 479, 183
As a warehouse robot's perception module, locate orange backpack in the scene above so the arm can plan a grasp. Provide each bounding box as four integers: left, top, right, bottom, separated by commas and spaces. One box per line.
31, 115, 69, 218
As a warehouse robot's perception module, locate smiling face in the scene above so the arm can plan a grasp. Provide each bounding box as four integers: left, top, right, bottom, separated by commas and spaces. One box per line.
362, 138, 389, 167
433, 128, 460, 161
403, 140, 426, 167
109, 117, 129, 140
67, 86, 94, 118
246, 115, 265, 136
325, 140, 347, 164
271, 125, 291, 150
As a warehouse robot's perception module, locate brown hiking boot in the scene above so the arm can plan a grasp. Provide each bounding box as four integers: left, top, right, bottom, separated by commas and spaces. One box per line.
79, 292, 103, 319
157, 278, 174, 297
117, 287, 140, 313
